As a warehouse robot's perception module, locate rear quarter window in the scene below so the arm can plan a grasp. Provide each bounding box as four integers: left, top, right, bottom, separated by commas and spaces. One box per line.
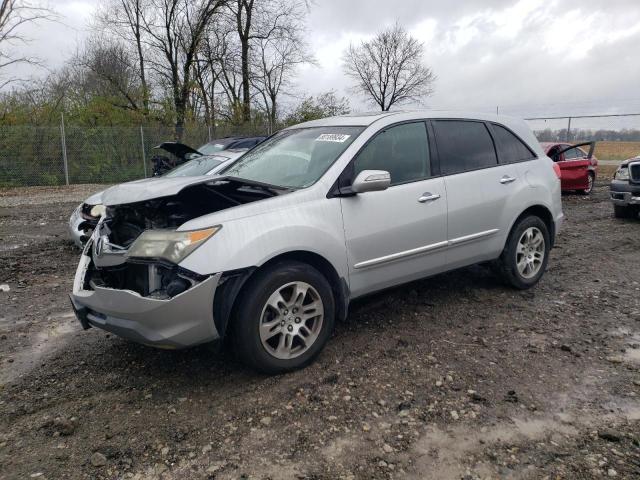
433, 120, 498, 175
490, 124, 537, 163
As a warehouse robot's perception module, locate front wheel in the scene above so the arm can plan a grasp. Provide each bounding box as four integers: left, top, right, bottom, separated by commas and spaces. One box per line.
494, 216, 550, 289
231, 261, 335, 374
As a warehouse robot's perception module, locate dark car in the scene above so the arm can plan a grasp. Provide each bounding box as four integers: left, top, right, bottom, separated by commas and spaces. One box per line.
610, 156, 640, 218
198, 136, 266, 155
541, 141, 598, 194
151, 137, 266, 176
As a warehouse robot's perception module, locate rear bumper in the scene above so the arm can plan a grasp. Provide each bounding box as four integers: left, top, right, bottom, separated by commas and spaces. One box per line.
554, 211, 565, 239
610, 181, 640, 206
70, 254, 222, 349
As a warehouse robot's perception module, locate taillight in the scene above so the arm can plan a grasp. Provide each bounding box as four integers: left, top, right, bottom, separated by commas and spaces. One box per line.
553, 163, 562, 179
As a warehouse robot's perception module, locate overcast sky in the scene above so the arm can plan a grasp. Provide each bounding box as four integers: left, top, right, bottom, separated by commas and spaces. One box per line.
9, 0, 640, 129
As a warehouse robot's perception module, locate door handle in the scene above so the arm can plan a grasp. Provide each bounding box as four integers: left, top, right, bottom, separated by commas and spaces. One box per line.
500, 175, 517, 184
418, 192, 441, 203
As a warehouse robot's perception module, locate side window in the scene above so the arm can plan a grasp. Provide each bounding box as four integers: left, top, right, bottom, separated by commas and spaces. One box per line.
353, 122, 430, 185
433, 120, 498, 175
563, 148, 580, 160
491, 124, 536, 163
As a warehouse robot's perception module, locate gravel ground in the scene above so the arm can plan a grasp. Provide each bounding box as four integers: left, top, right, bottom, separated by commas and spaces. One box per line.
0, 181, 639, 480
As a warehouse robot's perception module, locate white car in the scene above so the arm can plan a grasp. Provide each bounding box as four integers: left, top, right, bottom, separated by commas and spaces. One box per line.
70, 111, 564, 373
68, 150, 245, 247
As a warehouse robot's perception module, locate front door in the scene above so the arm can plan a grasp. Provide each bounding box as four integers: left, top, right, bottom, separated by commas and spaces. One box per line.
554, 143, 593, 190
339, 121, 448, 297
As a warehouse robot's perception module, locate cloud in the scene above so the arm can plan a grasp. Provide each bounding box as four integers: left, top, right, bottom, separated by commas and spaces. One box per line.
300, 0, 640, 124
4, 0, 640, 128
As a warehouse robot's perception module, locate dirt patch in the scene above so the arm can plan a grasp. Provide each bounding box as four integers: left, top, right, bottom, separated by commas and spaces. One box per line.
1, 181, 639, 480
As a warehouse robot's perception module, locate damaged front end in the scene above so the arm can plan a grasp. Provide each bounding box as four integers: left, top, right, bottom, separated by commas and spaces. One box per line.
70, 176, 286, 348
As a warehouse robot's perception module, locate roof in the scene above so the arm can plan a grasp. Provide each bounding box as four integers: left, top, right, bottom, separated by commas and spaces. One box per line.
290, 110, 533, 128
287, 110, 547, 158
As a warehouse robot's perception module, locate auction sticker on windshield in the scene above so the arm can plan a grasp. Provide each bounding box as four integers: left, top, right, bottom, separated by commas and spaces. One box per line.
315, 133, 351, 143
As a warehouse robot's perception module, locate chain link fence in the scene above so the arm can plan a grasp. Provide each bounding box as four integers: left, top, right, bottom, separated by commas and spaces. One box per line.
3, 114, 640, 187
0, 123, 267, 187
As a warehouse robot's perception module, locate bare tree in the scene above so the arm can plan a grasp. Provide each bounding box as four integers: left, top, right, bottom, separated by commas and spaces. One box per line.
138, 0, 227, 140
227, 0, 306, 123
252, 35, 313, 131
97, 0, 151, 114
251, 12, 313, 132
73, 36, 144, 113
343, 23, 435, 111
0, 0, 56, 89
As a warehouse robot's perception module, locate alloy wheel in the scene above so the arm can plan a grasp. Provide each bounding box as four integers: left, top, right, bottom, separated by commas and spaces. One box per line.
516, 227, 545, 279
586, 174, 594, 193
259, 281, 324, 360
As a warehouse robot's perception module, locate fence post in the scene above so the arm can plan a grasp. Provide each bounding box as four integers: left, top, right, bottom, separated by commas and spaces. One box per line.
60, 113, 69, 185
566, 117, 572, 142
140, 126, 148, 178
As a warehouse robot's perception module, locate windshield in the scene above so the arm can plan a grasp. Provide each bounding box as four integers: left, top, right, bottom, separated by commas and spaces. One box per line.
198, 142, 227, 155
221, 127, 364, 188
163, 155, 226, 177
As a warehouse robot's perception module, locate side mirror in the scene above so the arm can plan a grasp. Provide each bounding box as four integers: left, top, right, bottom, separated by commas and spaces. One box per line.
351, 170, 391, 194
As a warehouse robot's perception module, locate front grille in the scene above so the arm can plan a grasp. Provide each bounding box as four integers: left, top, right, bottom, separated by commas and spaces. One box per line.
630, 163, 640, 183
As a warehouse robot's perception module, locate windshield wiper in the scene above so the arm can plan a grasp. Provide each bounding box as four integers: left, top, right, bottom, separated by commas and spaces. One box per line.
219, 176, 296, 195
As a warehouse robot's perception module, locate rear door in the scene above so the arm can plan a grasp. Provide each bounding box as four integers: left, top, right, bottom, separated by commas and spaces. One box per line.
432, 119, 521, 267
339, 121, 448, 297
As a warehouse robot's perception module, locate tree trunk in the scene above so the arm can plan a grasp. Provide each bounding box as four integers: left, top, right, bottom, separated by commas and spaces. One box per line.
270, 95, 277, 134
136, 32, 149, 115
241, 38, 251, 122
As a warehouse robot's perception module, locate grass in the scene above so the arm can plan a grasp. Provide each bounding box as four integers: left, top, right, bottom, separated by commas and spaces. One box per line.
598, 164, 618, 180
593, 141, 640, 161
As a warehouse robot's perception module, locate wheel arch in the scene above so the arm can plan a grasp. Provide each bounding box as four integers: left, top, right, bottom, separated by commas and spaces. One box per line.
214, 250, 350, 340
509, 204, 556, 248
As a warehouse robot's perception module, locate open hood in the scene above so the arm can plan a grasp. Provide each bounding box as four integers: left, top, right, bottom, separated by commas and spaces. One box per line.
154, 142, 203, 160
100, 175, 219, 206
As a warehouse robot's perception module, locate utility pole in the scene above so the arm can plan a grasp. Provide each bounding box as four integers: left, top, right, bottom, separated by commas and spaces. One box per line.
60, 113, 69, 185
140, 126, 148, 178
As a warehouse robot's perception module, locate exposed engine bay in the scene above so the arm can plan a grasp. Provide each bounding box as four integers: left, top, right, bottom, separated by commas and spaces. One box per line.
84, 177, 288, 299
105, 178, 284, 247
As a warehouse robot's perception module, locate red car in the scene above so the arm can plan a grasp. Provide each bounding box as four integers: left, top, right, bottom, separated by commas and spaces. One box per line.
541, 142, 597, 194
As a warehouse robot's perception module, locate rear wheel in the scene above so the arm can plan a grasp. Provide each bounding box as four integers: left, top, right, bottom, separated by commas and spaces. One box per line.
580, 172, 595, 194
494, 216, 550, 289
231, 260, 335, 374
613, 204, 637, 219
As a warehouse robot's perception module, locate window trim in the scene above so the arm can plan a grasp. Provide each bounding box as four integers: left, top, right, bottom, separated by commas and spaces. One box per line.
328, 119, 436, 197
430, 119, 500, 177
487, 122, 538, 165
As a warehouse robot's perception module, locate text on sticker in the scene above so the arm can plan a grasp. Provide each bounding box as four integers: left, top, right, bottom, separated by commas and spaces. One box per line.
315, 134, 351, 143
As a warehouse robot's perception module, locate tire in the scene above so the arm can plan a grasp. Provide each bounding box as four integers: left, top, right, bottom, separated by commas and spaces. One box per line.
580, 172, 595, 195
613, 204, 637, 219
231, 260, 335, 374
494, 216, 550, 290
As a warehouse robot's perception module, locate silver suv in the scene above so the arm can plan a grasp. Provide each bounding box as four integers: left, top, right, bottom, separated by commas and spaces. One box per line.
71, 111, 564, 373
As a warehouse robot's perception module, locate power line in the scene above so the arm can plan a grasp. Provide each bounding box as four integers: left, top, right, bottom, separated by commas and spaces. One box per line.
525, 113, 640, 120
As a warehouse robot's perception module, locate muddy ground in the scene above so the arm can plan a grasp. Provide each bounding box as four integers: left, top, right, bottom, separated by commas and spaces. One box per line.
0, 181, 639, 480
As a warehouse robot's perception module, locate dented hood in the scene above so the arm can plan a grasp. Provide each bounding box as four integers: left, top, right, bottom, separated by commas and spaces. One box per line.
100, 175, 219, 206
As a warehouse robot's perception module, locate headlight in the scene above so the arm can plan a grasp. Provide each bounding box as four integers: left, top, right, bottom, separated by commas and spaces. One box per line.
614, 168, 629, 181
126, 226, 221, 263
90, 204, 107, 218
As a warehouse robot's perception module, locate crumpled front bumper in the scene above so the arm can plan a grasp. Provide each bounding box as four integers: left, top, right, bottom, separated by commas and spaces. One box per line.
70, 253, 222, 349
